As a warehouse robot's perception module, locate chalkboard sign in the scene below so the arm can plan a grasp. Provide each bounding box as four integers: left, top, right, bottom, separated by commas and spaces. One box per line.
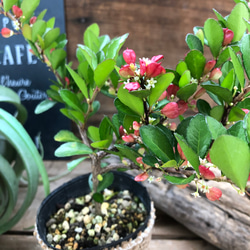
0, 0, 70, 159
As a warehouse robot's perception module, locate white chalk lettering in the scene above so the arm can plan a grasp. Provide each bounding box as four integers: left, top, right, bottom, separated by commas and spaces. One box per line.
0, 75, 31, 87
15, 44, 25, 65
26, 44, 37, 65
18, 89, 47, 101
3, 45, 14, 65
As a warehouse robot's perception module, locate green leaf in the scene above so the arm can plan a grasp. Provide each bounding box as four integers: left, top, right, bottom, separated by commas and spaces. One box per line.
210, 135, 250, 190
114, 98, 140, 117
243, 112, 250, 142
177, 83, 197, 101
31, 20, 46, 42
228, 121, 247, 142
206, 116, 227, 140
44, 28, 60, 49
97, 172, 114, 193
220, 69, 234, 91
241, 34, 250, 80
91, 139, 111, 149
59, 89, 83, 112
87, 126, 100, 142
196, 99, 211, 115
185, 50, 206, 79
161, 160, 178, 168
34, 99, 57, 114
129, 89, 151, 99
67, 157, 88, 171
54, 130, 81, 142
3, 0, 18, 11
94, 59, 116, 88
185, 33, 203, 53
148, 73, 174, 107
84, 23, 100, 53
228, 106, 245, 122
176, 60, 188, 76
21, 0, 40, 22
55, 142, 93, 157
174, 133, 200, 173
117, 86, 144, 117
210, 105, 224, 121
66, 65, 88, 99
99, 116, 113, 141
51, 49, 67, 70
204, 18, 223, 58
92, 193, 104, 203
227, 3, 249, 42
229, 47, 245, 89
140, 125, 174, 162
163, 174, 196, 185
179, 70, 191, 87
78, 45, 98, 70
115, 144, 141, 163
213, 8, 226, 26
216, 46, 240, 67
201, 82, 233, 104
186, 114, 212, 158
22, 24, 32, 41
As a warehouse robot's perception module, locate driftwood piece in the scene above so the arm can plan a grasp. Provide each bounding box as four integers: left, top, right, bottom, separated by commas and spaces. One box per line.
133, 171, 250, 250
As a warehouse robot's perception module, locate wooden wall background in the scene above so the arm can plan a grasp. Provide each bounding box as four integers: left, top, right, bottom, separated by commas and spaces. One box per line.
63, 0, 236, 123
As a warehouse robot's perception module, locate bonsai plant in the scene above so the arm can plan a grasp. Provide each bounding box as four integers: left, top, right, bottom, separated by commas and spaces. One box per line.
0, 85, 49, 234
1, 0, 250, 248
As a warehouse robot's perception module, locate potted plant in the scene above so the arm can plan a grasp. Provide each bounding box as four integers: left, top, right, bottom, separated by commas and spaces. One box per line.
0, 85, 49, 234
1, 0, 250, 249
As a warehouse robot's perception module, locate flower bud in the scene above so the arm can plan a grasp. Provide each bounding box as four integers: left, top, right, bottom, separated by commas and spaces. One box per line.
122, 134, 135, 143
134, 172, 149, 182
169, 122, 177, 131
161, 102, 179, 119
177, 100, 188, 115
151, 54, 164, 62
206, 187, 222, 201
209, 68, 222, 80
119, 65, 135, 78
177, 143, 187, 161
12, 5, 23, 18
136, 157, 144, 165
133, 121, 140, 131
157, 90, 167, 101
206, 152, 212, 163
203, 60, 216, 75
193, 88, 206, 99
222, 28, 234, 46
30, 16, 37, 25
166, 84, 179, 99
242, 109, 249, 114
0, 28, 14, 38
124, 82, 140, 91
119, 125, 125, 137
123, 48, 136, 64
199, 165, 215, 180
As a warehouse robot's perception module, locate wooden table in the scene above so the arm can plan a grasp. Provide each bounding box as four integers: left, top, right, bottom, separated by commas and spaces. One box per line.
0, 161, 218, 250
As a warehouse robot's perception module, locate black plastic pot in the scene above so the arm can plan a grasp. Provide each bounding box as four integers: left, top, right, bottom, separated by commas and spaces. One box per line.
36, 171, 153, 250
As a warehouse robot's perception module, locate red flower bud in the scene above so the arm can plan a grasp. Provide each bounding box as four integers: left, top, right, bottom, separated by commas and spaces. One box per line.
134, 172, 149, 182
123, 48, 136, 64
12, 5, 23, 18
222, 28, 234, 46
199, 165, 215, 180
145, 61, 166, 78
136, 157, 144, 165
122, 134, 135, 143
30, 16, 37, 25
177, 100, 188, 115
206, 152, 212, 163
0, 28, 14, 38
209, 68, 222, 80
206, 187, 222, 201
158, 90, 167, 101
133, 121, 140, 131
203, 60, 216, 75
193, 87, 206, 99
124, 82, 140, 91
242, 109, 249, 114
166, 84, 179, 99
161, 102, 179, 119
119, 64, 135, 78
119, 125, 125, 137
177, 143, 187, 161
65, 77, 70, 86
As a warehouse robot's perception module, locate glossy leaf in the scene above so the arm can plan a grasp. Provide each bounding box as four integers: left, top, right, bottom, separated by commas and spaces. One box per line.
87, 126, 100, 142
210, 105, 224, 121
228, 106, 245, 122
31, 20, 46, 42
54, 130, 81, 142
140, 125, 174, 162
210, 135, 250, 190
21, 0, 40, 22
176, 83, 197, 101
163, 174, 196, 185
185, 50, 206, 79
97, 172, 114, 193
115, 144, 141, 163
51, 49, 67, 70
92, 193, 104, 203
94, 59, 116, 88
67, 157, 88, 171
129, 89, 151, 99
22, 24, 32, 41
91, 139, 111, 149
204, 18, 223, 58
84, 23, 100, 53
185, 33, 203, 53
55, 142, 93, 157
174, 133, 200, 173
3, 0, 18, 11
220, 69, 234, 91
44, 28, 60, 49
243, 112, 250, 142
196, 99, 211, 115
176, 60, 188, 76
78, 45, 98, 70
241, 34, 250, 80
34, 99, 57, 114
179, 70, 191, 87
227, 3, 249, 42
227, 121, 247, 142
206, 116, 227, 140
59, 89, 83, 112
161, 160, 178, 168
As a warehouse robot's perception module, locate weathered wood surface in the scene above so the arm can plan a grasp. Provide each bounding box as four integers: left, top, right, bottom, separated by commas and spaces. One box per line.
0, 161, 217, 250
64, 0, 236, 123
139, 171, 250, 250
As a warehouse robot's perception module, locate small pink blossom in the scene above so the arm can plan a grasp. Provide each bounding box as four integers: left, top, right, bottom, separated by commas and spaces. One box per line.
0, 28, 14, 38
199, 165, 215, 180
169, 122, 177, 131
136, 157, 144, 165
12, 5, 23, 18
30, 16, 37, 25
203, 60, 216, 75
161, 102, 179, 119
119, 64, 135, 78
206, 187, 222, 201
123, 48, 136, 64
122, 134, 135, 143
119, 125, 125, 137
177, 143, 187, 161
151, 54, 164, 62
209, 68, 222, 80
133, 121, 140, 131
134, 172, 149, 182
124, 82, 140, 91
222, 28, 234, 46
242, 109, 249, 114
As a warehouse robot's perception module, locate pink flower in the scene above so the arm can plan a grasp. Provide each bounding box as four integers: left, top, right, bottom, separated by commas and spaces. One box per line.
158, 90, 167, 101
123, 48, 136, 64
134, 172, 149, 182
151, 55, 164, 62
209, 68, 222, 80
161, 102, 179, 119
206, 187, 222, 201
242, 109, 249, 114
177, 143, 187, 161
30, 16, 37, 25
122, 134, 135, 143
169, 122, 177, 131
140, 59, 165, 78
65, 77, 70, 86
119, 64, 135, 78
206, 152, 212, 163
177, 100, 188, 115
119, 125, 125, 137
12, 5, 23, 18
0, 28, 14, 38
124, 82, 140, 91
203, 60, 216, 75
222, 28, 234, 46
199, 165, 215, 180
136, 157, 144, 165
166, 84, 180, 99
133, 121, 140, 131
